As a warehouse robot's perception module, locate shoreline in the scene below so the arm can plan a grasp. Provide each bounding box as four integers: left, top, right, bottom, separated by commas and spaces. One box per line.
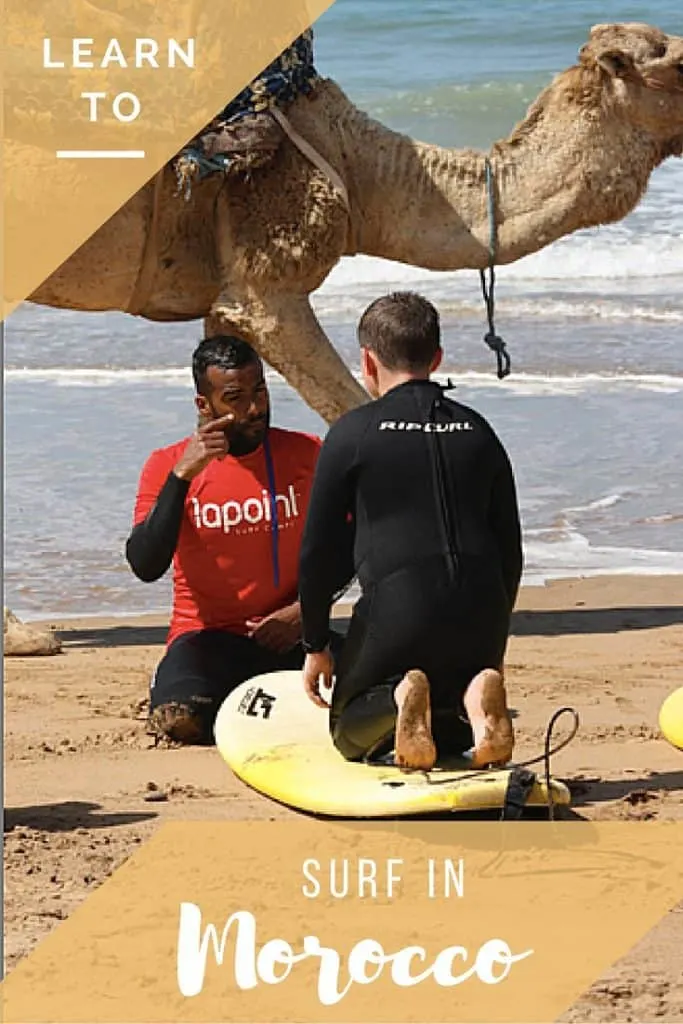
5, 572, 683, 1019
20, 572, 683, 632
12, 565, 683, 627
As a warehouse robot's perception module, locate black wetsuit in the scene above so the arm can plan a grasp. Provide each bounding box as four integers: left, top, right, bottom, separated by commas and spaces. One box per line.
298, 379, 523, 761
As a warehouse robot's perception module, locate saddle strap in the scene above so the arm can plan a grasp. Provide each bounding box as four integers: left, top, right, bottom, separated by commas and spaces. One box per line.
126, 167, 164, 316
269, 106, 350, 212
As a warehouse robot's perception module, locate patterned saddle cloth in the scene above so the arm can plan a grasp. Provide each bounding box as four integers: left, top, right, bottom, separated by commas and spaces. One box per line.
173, 29, 319, 196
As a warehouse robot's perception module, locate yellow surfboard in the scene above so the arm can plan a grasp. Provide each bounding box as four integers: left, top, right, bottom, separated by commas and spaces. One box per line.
214, 671, 571, 818
659, 686, 683, 751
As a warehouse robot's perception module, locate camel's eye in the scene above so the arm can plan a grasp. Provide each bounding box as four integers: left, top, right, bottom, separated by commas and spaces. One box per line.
652, 43, 667, 59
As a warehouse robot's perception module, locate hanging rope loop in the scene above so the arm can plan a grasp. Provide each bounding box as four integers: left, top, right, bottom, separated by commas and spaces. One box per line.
479, 157, 511, 380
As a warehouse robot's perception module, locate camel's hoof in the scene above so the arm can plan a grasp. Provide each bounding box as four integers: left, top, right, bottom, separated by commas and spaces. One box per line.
3, 608, 62, 656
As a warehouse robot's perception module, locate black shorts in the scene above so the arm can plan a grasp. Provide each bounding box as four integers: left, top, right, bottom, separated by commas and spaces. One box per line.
149, 627, 345, 742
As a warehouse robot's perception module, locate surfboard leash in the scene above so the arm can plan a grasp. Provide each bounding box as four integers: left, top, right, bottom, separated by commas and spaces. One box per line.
409, 705, 580, 821
540, 706, 581, 820
493, 705, 581, 820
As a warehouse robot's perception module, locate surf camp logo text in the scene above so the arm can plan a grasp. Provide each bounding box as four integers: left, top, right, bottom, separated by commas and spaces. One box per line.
176, 857, 534, 1004
189, 487, 300, 536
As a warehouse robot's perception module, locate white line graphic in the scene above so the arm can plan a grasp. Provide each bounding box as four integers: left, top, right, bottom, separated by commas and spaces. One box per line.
56, 150, 146, 159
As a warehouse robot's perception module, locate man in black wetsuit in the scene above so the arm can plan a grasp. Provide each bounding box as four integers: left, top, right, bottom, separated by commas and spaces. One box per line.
298, 292, 523, 771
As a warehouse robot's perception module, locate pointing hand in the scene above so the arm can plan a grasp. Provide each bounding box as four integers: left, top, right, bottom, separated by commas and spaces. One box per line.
173, 413, 235, 482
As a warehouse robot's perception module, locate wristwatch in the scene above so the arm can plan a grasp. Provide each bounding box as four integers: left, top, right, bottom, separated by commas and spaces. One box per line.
301, 639, 329, 654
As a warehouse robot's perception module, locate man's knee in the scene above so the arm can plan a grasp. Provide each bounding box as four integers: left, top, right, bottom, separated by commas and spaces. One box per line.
148, 700, 212, 745
330, 708, 388, 763
331, 721, 365, 762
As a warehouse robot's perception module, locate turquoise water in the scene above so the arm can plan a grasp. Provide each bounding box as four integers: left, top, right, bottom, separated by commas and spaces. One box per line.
315, 1, 682, 139
5, 1, 683, 618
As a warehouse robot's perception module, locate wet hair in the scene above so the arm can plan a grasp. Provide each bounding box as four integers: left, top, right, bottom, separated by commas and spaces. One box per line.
357, 292, 441, 372
192, 335, 260, 395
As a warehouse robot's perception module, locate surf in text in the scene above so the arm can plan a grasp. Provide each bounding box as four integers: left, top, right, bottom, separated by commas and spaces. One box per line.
300, 856, 465, 899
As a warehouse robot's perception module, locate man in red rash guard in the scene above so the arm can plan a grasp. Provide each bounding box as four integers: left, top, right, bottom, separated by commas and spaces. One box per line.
125, 335, 343, 745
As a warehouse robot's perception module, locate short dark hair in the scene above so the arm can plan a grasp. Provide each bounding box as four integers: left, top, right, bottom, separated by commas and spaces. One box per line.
192, 335, 260, 394
357, 292, 441, 371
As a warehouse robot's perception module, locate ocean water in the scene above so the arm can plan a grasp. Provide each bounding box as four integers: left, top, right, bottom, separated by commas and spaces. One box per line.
4, 0, 683, 620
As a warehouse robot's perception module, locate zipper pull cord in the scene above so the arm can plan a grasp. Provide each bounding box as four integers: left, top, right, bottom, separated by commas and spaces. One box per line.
427, 394, 459, 584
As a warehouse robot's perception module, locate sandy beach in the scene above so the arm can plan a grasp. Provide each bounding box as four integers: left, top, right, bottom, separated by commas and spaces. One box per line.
4, 573, 683, 1020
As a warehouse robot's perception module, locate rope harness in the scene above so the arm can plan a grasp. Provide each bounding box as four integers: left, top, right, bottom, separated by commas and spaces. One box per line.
173, 29, 321, 197
479, 157, 512, 380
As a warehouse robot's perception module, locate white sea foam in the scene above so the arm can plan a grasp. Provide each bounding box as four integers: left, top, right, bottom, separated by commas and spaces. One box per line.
637, 513, 683, 525
6, 367, 683, 395
563, 494, 625, 515
432, 372, 683, 395
314, 285, 683, 324
523, 528, 683, 584
311, 251, 683, 319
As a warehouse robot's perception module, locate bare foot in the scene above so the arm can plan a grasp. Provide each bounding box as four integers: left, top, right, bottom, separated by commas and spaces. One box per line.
463, 669, 513, 768
394, 670, 437, 772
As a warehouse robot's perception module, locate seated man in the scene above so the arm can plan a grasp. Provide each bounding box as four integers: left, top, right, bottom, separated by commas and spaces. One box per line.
126, 334, 326, 744
298, 292, 523, 771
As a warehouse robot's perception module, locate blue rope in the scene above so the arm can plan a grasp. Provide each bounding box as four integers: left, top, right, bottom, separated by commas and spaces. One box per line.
173, 30, 319, 198
263, 434, 280, 590
479, 157, 511, 380
485, 158, 497, 258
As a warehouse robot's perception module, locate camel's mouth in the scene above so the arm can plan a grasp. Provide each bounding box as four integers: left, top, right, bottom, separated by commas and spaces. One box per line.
641, 70, 683, 93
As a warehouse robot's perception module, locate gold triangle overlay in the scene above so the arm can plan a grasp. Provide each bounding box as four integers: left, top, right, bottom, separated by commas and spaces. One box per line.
1, 0, 334, 319
2, 821, 682, 1022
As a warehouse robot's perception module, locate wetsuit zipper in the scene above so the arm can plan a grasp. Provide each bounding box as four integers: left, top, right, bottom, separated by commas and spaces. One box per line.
424, 389, 461, 586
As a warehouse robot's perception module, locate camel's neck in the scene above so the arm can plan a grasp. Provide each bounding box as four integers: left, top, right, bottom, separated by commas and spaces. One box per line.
332, 82, 661, 270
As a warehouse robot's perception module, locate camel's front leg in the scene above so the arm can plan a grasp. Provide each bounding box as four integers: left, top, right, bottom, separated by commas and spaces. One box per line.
205, 292, 368, 425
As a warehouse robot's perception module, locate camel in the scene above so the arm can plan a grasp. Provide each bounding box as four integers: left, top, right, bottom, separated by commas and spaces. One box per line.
22, 20, 683, 426
5, 21, 683, 656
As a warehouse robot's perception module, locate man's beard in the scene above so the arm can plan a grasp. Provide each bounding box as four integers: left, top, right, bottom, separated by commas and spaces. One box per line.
225, 407, 271, 457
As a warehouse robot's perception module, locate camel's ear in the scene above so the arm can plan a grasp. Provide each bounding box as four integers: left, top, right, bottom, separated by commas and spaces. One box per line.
581, 23, 635, 74
595, 49, 636, 78
589, 23, 612, 38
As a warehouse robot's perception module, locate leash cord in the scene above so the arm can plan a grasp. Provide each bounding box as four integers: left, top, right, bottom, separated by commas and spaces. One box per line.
419, 706, 579, 785
392, 705, 580, 821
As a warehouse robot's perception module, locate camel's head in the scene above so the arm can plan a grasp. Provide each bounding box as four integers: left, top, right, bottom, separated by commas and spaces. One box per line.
579, 22, 683, 154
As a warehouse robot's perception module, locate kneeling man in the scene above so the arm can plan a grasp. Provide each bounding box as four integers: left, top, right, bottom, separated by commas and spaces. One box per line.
127, 335, 328, 744
299, 293, 523, 770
